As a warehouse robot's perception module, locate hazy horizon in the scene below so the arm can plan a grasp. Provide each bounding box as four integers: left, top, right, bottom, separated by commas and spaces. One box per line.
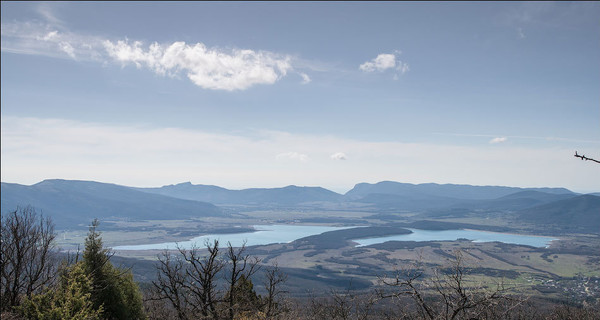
2, 178, 598, 196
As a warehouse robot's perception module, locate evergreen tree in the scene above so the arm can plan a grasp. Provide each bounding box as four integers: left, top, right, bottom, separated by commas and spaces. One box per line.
18, 263, 102, 320
82, 219, 145, 320
233, 274, 261, 313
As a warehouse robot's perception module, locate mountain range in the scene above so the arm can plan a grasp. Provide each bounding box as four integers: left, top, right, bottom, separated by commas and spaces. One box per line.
1, 179, 222, 228
1, 179, 598, 231
135, 182, 342, 205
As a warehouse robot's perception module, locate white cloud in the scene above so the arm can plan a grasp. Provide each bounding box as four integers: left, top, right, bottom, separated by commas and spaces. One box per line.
1, 23, 104, 60
489, 137, 508, 144
41, 31, 59, 41
397, 62, 409, 74
35, 3, 66, 28
330, 152, 347, 160
276, 152, 309, 162
103, 40, 292, 91
1, 21, 303, 91
359, 52, 409, 79
359, 53, 396, 72
300, 72, 311, 84
59, 41, 76, 58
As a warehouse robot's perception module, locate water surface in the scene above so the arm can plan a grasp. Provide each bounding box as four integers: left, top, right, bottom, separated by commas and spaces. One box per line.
353, 228, 557, 248
113, 225, 558, 251
113, 224, 355, 250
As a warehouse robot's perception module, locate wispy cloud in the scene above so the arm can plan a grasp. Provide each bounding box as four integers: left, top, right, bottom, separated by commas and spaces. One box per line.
1, 21, 305, 91
433, 132, 600, 145
299, 72, 311, 84
276, 152, 309, 162
489, 137, 507, 144
1, 22, 102, 60
35, 3, 66, 28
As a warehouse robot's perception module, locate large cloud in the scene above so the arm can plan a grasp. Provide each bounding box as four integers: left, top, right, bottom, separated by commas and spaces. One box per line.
1, 22, 300, 91
103, 40, 292, 91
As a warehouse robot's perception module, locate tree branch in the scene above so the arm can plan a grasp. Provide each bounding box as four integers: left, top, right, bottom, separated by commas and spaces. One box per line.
574, 151, 600, 164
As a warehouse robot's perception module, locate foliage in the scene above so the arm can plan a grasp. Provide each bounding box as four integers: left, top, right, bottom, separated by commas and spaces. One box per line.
82, 219, 146, 320
18, 263, 102, 320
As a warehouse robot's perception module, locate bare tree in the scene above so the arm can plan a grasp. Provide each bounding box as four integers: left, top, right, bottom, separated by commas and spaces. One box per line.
152, 249, 190, 319
307, 287, 378, 320
0, 206, 57, 312
263, 263, 288, 319
224, 241, 261, 320
377, 250, 522, 320
153, 239, 224, 320
181, 240, 224, 319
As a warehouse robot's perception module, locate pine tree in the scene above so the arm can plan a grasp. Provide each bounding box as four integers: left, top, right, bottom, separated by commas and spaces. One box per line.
18, 263, 102, 320
233, 274, 261, 313
82, 219, 145, 320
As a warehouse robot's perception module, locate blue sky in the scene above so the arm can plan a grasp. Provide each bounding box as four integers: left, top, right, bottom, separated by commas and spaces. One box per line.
1, 2, 599, 193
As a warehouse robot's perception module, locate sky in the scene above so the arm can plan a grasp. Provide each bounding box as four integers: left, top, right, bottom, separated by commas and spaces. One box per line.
1, 1, 599, 193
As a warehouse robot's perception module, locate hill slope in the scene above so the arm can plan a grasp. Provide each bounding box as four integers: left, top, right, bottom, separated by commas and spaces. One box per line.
517, 195, 600, 232
136, 182, 343, 205
1, 180, 223, 229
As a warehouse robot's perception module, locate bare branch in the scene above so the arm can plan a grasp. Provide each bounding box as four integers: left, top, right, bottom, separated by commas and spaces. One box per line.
574, 151, 600, 164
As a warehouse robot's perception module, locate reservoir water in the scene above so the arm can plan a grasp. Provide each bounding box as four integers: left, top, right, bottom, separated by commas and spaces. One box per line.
113, 224, 355, 250
113, 225, 557, 250
353, 228, 557, 248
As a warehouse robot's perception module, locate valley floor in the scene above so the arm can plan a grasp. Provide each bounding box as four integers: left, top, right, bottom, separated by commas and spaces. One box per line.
57, 208, 600, 303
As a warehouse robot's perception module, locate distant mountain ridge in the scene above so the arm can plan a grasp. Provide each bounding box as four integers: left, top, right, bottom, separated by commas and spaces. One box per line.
1, 179, 223, 229
3, 179, 596, 232
345, 181, 573, 200
341, 181, 576, 211
136, 182, 343, 205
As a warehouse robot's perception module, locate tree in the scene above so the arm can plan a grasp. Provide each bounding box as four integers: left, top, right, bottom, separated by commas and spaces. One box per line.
18, 262, 102, 320
307, 287, 377, 320
82, 219, 145, 320
152, 240, 224, 320
151, 240, 276, 320
224, 242, 261, 320
376, 250, 521, 320
262, 263, 288, 319
1, 206, 57, 312
227, 274, 261, 317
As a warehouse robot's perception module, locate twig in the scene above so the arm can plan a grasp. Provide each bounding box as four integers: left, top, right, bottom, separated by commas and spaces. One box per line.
574, 151, 600, 164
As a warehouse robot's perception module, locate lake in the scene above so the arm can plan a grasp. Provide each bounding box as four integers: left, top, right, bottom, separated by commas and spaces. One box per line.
113, 224, 557, 250
112, 224, 356, 250
354, 228, 557, 248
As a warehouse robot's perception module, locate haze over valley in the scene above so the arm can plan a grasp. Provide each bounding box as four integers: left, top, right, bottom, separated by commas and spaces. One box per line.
2, 178, 599, 303
2, 2, 599, 318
